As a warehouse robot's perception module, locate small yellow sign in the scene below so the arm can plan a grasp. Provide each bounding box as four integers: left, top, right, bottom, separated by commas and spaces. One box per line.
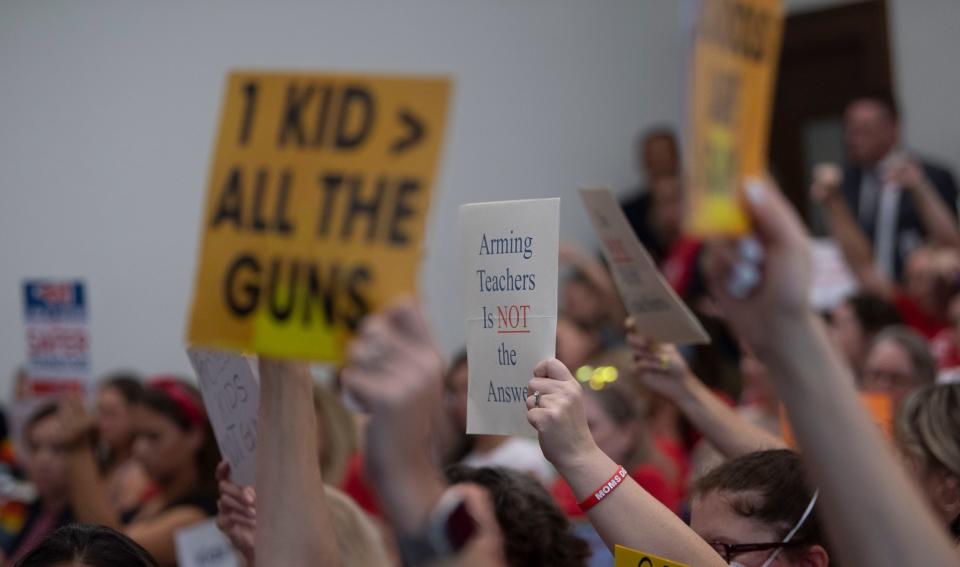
615, 545, 690, 567
187, 71, 452, 361
686, 0, 784, 236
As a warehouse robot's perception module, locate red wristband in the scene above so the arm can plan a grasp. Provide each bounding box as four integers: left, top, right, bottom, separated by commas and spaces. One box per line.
578, 465, 629, 513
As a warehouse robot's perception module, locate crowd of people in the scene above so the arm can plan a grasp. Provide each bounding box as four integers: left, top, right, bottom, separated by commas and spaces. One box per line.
1, 93, 959, 566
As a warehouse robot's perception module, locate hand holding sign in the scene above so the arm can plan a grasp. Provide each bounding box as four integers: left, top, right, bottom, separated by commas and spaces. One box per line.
525, 359, 597, 472
702, 178, 811, 352
215, 462, 256, 566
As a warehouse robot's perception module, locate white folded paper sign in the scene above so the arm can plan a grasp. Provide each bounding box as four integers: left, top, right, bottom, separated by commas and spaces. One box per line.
175, 519, 242, 567
187, 348, 259, 487
459, 198, 560, 436
578, 187, 709, 345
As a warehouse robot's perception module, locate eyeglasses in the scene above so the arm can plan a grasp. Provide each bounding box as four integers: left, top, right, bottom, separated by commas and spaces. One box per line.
707, 540, 808, 562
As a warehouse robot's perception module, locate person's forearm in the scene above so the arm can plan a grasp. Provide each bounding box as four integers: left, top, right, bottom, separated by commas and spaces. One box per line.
256, 362, 340, 567
66, 445, 121, 528
822, 195, 892, 298
555, 446, 725, 566
676, 378, 786, 458
365, 416, 445, 536
909, 181, 960, 249
758, 312, 957, 566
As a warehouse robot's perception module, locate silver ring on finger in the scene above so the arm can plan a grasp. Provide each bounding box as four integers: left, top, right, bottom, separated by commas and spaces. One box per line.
534, 390, 542, 408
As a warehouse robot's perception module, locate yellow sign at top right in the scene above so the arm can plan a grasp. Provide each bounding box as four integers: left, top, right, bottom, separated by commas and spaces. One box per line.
686, 0, 784, 237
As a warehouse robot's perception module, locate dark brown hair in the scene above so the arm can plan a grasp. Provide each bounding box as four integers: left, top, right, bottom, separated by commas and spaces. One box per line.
15, 524, 158, 567
694, 450, 827, 560
846, 293, 902, 338
100, 372, 145, 405
445, 465, 589, 567
140, 378, 220, 494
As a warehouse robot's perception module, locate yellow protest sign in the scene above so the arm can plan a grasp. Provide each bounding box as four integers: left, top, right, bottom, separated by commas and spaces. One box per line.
686, 0, 784, 236
187, 71, 452, 361
614, 545, 689, 567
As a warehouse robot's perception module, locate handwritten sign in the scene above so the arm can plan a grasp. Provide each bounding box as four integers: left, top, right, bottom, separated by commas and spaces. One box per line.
685, 0, 784, 236
175, 519, 241, 567
614, 545, 689, 567
22, 280, 90, 394
579, 188, 709, 344
187, 348, 259, 486
459, 199, 559, 436
187, 71, 452, 361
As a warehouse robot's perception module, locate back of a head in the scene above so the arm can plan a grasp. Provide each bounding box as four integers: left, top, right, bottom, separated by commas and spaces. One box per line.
323, 485, 390, 567
445, 465, 589, 567
847, 293, 902, 339
694, 450, 827, 559
871, 326, 937, 387
897, 382, 960, 472
100, 373, 144, 404
14, 524, 158, 567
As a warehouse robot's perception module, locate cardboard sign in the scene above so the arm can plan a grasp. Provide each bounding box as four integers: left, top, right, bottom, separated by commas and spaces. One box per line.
685, 0, 784, 236
579, 188, 709, 345
174, 519, 241, 567
614, 545, 689, 567
187, 348, 260, 487
459, 199, 560, 436
187, 71, 452, 361
22, 280, 90, 394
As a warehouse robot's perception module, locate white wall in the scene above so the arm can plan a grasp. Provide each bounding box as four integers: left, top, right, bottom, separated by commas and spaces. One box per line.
2, 0, 957, 396
889, 0, 960, 169
0, 1, 686, 391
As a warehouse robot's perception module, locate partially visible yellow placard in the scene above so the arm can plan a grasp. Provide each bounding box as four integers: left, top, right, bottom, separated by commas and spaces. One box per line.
615, 545, 689, 567
686, 0, 784, 236
187, 71, 452, 361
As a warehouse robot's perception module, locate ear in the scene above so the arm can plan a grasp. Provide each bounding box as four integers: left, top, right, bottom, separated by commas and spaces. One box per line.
185, 426, 205, 455
932, 468, 960, 520
798, 544, 829, 567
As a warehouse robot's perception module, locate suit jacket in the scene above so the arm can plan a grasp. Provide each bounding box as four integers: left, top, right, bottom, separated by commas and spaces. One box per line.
840, 159, 959, 279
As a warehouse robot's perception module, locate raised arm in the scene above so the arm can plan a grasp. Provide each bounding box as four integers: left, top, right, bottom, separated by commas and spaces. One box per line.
256, 359, 341, 567
526, 358, 726, 566
342, 301, 507, 567
886, 155, 960, 250
702, 177, 957, 566
59, 396, 122, 529
59, 397, 207, 566
812, 164, 895, 299
626, 333, 786, 458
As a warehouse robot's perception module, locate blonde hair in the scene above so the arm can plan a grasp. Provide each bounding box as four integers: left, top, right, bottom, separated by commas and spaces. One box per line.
896, 383, 960, 477
313, 383, 357, 487
324, 485, 391, 566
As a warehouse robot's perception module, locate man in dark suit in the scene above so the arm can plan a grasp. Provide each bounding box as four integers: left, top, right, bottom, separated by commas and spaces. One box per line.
840, 95, 959, 280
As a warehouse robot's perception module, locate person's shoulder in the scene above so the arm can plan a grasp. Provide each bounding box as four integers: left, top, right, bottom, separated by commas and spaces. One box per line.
621, 186, 651, 210
918, 158, 958, 187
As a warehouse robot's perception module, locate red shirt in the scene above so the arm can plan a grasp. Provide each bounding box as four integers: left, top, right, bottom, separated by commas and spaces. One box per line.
661, 238, 702, 299
340, 453, 382, 517
894, 290, 949, 339
550, 464, 678, 518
